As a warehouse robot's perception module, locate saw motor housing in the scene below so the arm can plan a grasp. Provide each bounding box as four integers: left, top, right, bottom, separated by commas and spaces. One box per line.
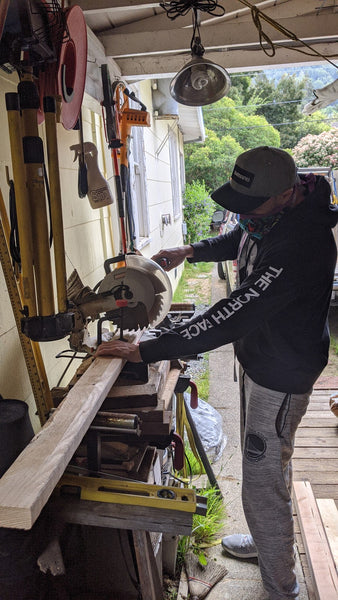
67, 254, 172, 351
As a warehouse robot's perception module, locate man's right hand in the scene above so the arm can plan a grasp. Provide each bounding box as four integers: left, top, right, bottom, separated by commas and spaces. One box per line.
151, 245, 194, 271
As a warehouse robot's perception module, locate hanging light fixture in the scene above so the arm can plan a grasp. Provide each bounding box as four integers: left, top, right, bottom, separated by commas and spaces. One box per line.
162, 1, 231, 107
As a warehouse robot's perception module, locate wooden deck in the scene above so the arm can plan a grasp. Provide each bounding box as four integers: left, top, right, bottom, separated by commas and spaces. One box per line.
293, 377, 338, 600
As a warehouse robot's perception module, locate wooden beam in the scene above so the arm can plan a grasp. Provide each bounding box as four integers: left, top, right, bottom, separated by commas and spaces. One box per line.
113, 0, 293, 35
0, 332, 142, 530
293, 480, 338, 600
71, 0, 160, 10
116, 43, 338, 78
99, 14, 338, 57
317, 499, 338, 568
49, 497, 193, 535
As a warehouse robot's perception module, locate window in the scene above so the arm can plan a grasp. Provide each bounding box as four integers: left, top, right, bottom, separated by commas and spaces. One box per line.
169, 128, 181, 219
129, 127, 150, 247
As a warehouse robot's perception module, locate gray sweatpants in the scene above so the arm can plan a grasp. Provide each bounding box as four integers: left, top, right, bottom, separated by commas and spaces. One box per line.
239, 368, 311, 600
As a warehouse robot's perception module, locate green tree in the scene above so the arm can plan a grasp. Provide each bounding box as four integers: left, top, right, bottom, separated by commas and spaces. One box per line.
292, 129, 338, 168
184, 130, 243, 190
202, 97, 280, 149
252, 73, 329, 147
227, 73, 260, 105
183, 181, 215, 243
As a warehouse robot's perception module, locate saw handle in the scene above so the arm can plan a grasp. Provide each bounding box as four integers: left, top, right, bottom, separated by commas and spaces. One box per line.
189, 381, 198, 409
103, 254, 126, 274
123, 87, 147, 112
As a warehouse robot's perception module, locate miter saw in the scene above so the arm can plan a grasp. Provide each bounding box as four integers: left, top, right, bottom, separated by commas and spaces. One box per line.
67, 253, 172, 352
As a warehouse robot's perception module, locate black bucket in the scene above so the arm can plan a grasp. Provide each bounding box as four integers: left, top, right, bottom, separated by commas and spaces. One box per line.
0, 396, 34, 477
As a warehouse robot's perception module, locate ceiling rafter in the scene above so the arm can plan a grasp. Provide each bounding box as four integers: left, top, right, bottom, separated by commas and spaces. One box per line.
72, 1, 338, 80
117, 41, 338, 78
99, 13, 338, 57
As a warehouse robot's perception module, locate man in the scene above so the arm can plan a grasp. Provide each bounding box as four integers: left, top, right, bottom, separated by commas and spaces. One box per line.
95, 147, 338, 600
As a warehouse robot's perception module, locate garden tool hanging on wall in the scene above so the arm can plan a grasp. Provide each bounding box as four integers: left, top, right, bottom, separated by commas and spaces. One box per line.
1, 1, 88, 342
5, 73, 73, 342
71, 140, 114, 209
101, 65, 150, 253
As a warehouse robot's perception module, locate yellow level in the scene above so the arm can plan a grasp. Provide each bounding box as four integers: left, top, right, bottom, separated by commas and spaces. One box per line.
0, 189, 52, 423
57, 472, 206, 514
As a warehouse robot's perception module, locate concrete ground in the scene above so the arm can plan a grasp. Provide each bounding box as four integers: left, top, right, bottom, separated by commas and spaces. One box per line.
178, 265, 309, 600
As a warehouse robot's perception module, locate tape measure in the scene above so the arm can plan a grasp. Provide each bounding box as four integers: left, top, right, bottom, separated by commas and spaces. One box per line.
0, 206, 52, 424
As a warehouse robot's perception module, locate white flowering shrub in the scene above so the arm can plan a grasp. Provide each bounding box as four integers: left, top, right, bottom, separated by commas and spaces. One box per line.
292, 129, 338, 167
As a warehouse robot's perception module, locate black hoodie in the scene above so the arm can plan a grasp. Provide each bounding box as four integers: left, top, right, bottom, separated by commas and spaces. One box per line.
140, 175, 338, 393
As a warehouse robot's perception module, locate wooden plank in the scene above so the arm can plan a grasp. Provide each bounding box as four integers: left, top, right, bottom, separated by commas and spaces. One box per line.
317, 499, 338, 567
294, 437, 338, 447
296, 428, 337, 438
160, 367, 181, 411
293, 459, 338, 472
0, 333, 142, 530
311, 486, 338, 501
104, 360, 170, 408
49, 497, 193, 535
306, 403, 335, 410
301, 412, 336, 419
133, 530, 164, 600
293, 472, 338, 485
293, 448, 338, 459
296, 419, 337, 428
293, 480, 338, 600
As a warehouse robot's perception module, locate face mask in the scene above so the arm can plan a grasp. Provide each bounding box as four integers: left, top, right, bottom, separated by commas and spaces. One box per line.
239, 186, 296, 239
239, 212, 284, 239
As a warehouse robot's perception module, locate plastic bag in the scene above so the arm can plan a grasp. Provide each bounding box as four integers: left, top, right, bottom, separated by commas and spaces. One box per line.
185, 394, 227, 463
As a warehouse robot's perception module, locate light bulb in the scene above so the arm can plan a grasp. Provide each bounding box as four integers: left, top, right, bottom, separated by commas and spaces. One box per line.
190, 64, 209, 90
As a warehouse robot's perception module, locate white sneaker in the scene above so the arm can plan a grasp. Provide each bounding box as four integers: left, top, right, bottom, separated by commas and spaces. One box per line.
221, 533, 258, 558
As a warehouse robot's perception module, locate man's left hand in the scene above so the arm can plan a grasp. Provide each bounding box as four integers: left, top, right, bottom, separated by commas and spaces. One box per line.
95, 340, 142, 362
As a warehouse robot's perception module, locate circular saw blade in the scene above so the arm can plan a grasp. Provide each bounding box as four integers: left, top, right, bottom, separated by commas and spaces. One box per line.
98, 254, 172, 330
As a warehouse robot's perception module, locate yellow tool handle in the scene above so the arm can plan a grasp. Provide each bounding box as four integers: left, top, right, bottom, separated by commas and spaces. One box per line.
44, 99, 67, 314
0, 195, 52, 423
19, 75, 55, 317
5, 94, 37, 316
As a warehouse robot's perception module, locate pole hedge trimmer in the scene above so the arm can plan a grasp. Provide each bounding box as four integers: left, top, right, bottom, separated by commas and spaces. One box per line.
101, 65, 150, 254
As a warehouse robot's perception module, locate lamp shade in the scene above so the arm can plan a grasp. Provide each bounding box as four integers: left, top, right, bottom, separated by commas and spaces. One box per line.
170, 54, 231, 106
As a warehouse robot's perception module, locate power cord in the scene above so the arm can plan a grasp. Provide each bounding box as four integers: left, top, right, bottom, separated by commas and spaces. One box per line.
237, 0, 338, 69
160, 0, 338, 69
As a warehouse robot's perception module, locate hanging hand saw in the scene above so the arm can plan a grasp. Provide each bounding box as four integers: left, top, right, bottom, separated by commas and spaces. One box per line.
0, 188, 52, 424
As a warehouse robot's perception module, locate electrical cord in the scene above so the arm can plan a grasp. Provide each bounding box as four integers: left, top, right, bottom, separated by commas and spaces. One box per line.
237, 0, 338, 69
160, 0, 224, 21
160, 0, 225, 54
160, 0, 338, 68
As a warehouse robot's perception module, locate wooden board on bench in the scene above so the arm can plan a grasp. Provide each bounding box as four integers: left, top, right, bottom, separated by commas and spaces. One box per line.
103, 360, 171, 408
293, 480, 338, 600
0, 332, 143, 530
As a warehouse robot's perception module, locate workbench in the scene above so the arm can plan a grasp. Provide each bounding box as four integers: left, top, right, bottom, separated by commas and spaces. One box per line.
0, 345, 200, 599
